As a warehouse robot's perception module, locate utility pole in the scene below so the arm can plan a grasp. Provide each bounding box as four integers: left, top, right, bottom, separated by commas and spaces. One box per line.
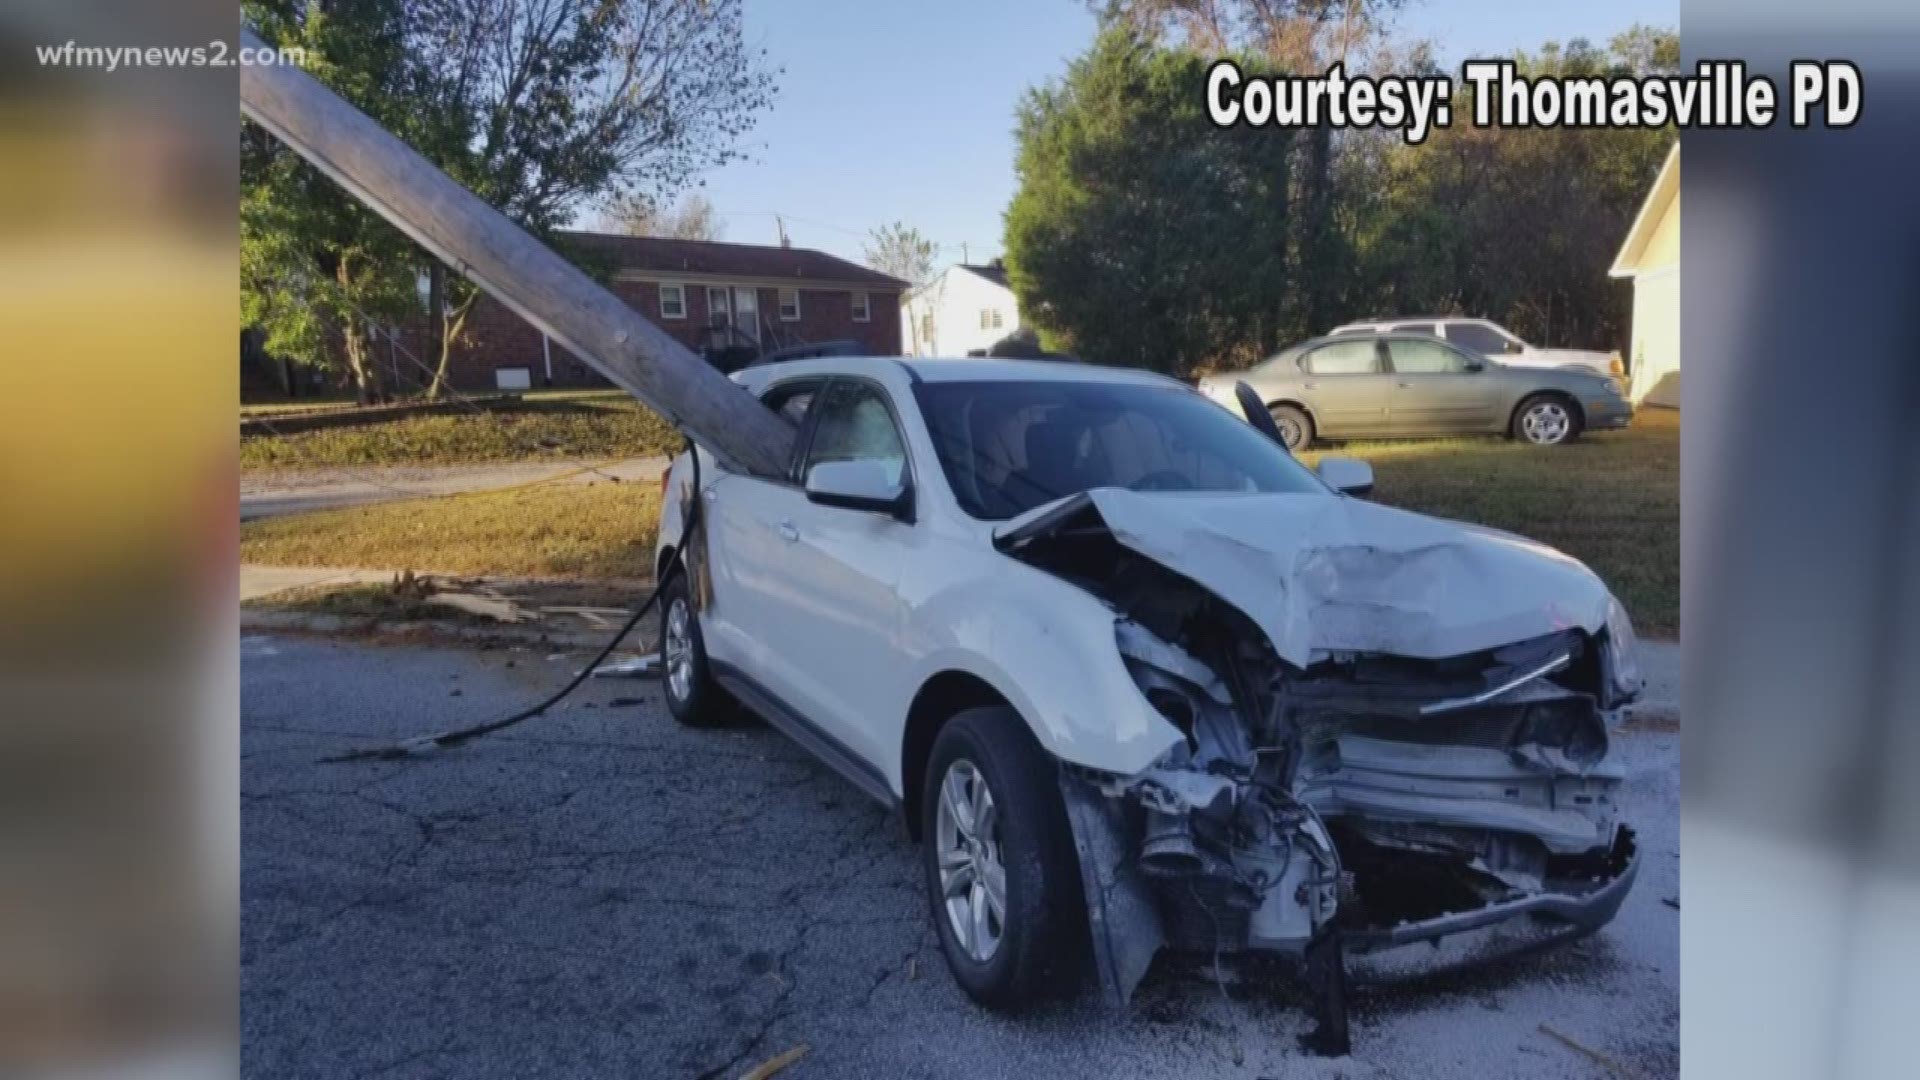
238, 29, 793, 478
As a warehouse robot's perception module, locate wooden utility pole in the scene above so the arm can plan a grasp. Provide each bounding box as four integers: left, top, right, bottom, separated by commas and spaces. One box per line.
238, 30, 794, 478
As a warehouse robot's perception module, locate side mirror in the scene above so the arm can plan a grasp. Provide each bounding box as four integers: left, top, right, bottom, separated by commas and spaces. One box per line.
1317, 456, 1374, 497
805, 460, 912, 519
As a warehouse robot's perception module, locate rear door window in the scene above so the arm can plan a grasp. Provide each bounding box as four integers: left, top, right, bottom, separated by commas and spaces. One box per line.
1386, 338, 1470, 373
1302, 339, 1381, 375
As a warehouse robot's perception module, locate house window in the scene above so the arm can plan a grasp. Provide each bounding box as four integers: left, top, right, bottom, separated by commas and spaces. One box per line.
778, 288, 801, 321
979, 308, 1003, 331
707, 286, 731, 327
851, 291, 871, 323
659, 283, 686, 320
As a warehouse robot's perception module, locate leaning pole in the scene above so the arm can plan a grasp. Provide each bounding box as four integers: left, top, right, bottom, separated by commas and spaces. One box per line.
237, 28, 795, 479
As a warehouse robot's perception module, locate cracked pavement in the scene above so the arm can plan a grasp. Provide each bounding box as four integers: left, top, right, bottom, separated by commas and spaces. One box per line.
242, 634, 1679, 1079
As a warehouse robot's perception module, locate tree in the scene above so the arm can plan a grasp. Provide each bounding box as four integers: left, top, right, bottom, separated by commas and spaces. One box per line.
1348, 28, 1677, 349
243, 0, 430, 404
863, 222, 940, 287
1094, 1, 1411, 336
603, 192, 727, 240
407, 0, 774, 395
1003, 30, 1296, 375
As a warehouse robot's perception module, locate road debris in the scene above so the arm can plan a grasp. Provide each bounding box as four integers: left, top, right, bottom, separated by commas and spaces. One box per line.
1539, 1022, 1642, 1080
737, 1044, 808, 1080
593, 653, 663, 679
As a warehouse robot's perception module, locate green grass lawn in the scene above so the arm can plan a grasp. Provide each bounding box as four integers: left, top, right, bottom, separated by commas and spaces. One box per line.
1300, 409, 1679, 637
240, 392, 681, 470
242, 410, 1677, 636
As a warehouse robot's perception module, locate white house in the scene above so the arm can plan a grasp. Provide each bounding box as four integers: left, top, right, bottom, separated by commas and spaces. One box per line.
1610, 144, 1680, 408
901, 262, 1021, 357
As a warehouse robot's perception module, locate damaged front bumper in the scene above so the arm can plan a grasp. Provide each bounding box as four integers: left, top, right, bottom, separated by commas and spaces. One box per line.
1341, 824, 1638, 955
1061, 620, 1643, 1011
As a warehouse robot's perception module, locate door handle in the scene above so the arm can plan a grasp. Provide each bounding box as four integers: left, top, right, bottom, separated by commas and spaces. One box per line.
1301, 381, 1317, 390
777, 520, 799, 543
1397, 381, 1413, 389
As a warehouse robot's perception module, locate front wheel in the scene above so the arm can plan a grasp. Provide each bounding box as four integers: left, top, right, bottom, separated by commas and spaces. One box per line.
1512, 394, 1582, 446
921, 708, 1084, 1010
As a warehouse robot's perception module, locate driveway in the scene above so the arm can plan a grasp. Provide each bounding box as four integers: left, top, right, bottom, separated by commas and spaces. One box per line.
239, 455, 670, 520
242, 635, 1679, 1079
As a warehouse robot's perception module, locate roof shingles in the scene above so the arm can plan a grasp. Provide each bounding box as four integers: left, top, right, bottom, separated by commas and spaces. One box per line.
558, 230, 906, 289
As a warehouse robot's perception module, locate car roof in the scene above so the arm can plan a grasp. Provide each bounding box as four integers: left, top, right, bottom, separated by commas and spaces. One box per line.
1331, 316, 1496, 329
1281, 330, 1460, 354
737, 355, 1188, 389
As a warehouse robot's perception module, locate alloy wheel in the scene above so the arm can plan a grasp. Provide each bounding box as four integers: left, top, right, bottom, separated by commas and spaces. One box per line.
663, 596, 693, 703
934, 758, 1006, 963
1521, 400, 1572, 444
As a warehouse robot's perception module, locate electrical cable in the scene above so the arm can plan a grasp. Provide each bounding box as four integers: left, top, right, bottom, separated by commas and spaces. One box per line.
318, 438, 703, 764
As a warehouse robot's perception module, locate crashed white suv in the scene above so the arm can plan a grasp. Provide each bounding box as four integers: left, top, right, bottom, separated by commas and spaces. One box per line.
654, 356, 1642, 1036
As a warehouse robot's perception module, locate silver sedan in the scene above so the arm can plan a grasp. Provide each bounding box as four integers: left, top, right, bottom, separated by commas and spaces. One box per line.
1199, 332, 1634, 449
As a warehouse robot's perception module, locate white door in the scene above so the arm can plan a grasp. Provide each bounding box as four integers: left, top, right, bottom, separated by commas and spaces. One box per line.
768, 378, 914, 768
697, 380, 818, 676
733, 287, 760, 344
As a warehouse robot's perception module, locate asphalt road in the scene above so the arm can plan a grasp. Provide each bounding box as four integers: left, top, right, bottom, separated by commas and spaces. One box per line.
242, 634, 1679, 1079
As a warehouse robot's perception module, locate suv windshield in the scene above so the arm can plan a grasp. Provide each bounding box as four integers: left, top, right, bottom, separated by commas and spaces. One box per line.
914, 379, 1327, 519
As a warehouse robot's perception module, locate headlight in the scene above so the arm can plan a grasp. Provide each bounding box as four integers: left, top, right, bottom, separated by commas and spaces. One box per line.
1605, 595, 1643, 698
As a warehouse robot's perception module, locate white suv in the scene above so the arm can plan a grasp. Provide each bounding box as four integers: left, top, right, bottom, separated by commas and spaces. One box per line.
1330, 316, 1625, 384
654, 356, 1642, 1036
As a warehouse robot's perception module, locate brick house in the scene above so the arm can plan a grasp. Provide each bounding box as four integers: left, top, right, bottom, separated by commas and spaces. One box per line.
423, 231, 907, 392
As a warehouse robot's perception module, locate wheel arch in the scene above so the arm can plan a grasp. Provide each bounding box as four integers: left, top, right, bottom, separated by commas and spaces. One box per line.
900, 670, 1019, 841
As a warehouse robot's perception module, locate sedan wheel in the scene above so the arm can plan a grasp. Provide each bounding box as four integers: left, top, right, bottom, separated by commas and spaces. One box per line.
935, 759, 1005, 963
1268, 404, 1312, 451
1516, 396, 1579, 445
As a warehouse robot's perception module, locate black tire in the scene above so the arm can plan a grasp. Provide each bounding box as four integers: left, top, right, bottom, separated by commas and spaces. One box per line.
921, 707, 1084, 1010
1268, 403, 1313, 451
1511, 393, 1583, 446
659, 571, 730, 727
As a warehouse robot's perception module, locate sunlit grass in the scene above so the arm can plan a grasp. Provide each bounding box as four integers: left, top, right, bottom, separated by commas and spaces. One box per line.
240, 395, 682, 470
240, 482, 663, 581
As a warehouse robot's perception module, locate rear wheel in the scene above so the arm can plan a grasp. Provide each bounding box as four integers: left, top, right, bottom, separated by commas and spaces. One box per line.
921, 707, 1084, 1010
1268, 403, 1313, 451
659, 572, 731, 727
1512, 394, 1582, 446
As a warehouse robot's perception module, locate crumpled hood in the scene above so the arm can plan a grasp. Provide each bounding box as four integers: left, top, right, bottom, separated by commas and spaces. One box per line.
995, 488, 1612, 668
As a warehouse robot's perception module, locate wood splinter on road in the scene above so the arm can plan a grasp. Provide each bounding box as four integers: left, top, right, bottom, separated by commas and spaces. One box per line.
237, 27, 795, 479
737, 1044, 809, 1080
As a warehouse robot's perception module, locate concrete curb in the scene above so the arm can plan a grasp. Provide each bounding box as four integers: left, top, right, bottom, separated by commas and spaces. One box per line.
241, 608, 654, 653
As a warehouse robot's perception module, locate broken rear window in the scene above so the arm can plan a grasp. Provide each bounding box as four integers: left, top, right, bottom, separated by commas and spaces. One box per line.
915, 380, 1327, 519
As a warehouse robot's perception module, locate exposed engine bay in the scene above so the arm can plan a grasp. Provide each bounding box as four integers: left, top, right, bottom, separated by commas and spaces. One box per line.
996, 490, 1643, 1051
